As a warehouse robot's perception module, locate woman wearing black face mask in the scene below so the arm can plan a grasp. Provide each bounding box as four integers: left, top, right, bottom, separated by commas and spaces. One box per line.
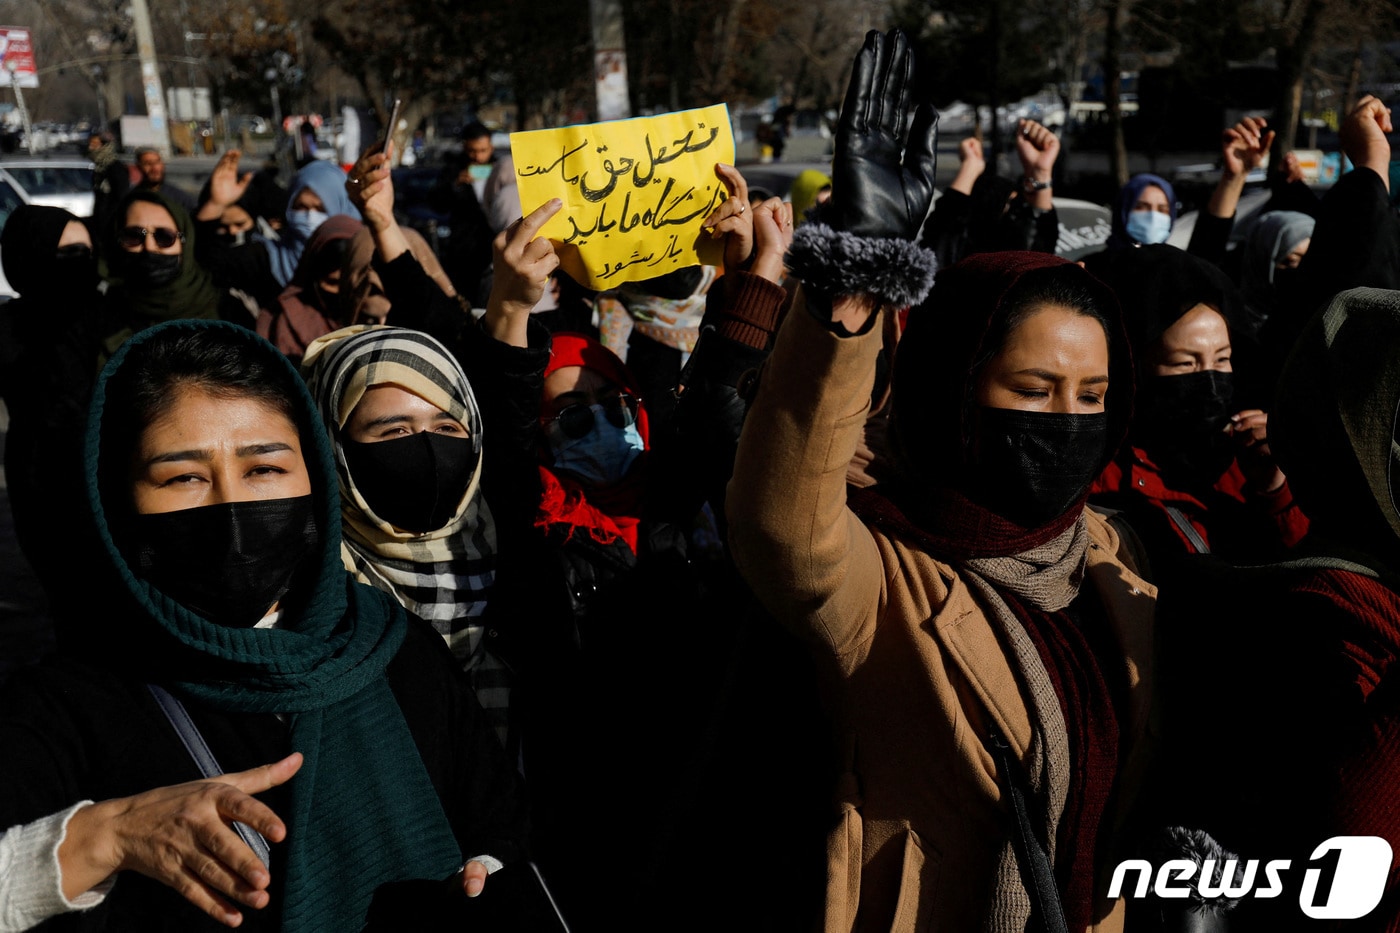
0, 320, 526, 931
728, 31, 1156, 933
101, 190, 258, 354
303, 325, 511, 745
0, 204, 108, 628
1090, 244, 1309, 570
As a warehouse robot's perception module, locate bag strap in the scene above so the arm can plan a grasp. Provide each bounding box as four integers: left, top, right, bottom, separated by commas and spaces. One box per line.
988, 729, 1069, 933
147, 684, 272, 869
1163, 505, 1211, 555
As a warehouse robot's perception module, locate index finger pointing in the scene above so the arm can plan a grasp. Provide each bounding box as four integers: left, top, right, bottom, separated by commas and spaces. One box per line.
515, 198, 563, 242
219, 752, 303, 796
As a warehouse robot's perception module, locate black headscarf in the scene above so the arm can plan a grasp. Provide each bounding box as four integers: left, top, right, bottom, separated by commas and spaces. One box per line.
1, 205, 78, 297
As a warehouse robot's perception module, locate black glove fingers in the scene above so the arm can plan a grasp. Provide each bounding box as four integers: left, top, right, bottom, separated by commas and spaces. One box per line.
889, 30, 915, 148
841, 30, 883, 139
905, 102, 940, 221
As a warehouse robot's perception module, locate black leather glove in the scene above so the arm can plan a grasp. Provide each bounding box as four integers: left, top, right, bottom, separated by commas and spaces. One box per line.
828, 29, 939, 241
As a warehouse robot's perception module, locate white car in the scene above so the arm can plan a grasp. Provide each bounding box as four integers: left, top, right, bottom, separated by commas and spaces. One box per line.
0, 158, 95, 298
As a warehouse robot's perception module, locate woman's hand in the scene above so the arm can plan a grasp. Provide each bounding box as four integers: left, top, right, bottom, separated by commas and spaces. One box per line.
347, 142, 410, 262
485, 199, 562, 347
703, 163, 753, 274
949, 137, 985, 196
60, 753, 302, 928
347, 143, 396, 233
197, 150, 253, 222
1222, 116, 1273, 179
1341, 95, 1394, 188
749, 197, 793, 284
1228, 409, 1285, 494
828, 29, 939, 241
461, 860, 490, 897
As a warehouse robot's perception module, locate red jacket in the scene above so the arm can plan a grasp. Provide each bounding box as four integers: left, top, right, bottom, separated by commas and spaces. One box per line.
1090, 446, 1309, 557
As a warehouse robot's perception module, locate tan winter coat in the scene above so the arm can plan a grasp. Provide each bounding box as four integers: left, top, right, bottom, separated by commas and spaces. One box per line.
727, 299, 1156, 933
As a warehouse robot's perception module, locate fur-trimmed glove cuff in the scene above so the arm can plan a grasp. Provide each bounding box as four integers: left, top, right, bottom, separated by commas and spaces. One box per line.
785, 221, 937, 310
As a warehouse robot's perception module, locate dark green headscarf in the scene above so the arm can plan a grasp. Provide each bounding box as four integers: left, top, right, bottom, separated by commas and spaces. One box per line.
1272, 287, 1400, 571
83, 319, 463, 932
102, 189, 223, 349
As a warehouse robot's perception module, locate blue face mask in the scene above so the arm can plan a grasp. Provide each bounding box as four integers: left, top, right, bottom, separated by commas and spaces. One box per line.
1126, 209, 1172, 245
287, 208, 330, 241
545, 409, 645, 487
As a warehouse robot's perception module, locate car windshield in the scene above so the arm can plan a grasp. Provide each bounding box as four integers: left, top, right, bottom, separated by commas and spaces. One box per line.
5, 167, 91, 196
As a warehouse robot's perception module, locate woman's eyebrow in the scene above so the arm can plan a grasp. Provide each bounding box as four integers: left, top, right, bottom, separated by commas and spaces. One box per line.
237, 442, 295, 457
143, 448, 211, 467
358, 413, 416, 429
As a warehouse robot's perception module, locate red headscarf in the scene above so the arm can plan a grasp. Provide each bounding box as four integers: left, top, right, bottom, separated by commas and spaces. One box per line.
535, 332, 650, 554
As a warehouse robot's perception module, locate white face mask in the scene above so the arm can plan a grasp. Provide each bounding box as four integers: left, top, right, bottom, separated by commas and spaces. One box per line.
1126, 209, 1172, 245
288, 208, 330, 241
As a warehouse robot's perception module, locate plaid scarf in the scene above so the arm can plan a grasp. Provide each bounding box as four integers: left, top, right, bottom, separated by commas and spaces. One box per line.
303, 325, 509, 738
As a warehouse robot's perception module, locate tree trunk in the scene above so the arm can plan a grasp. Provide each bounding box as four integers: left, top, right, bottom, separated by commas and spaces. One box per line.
1268, 0, 1326, 175
987, 0, 1003, 167
1342, 35, 1363, 116
1103, 0, 1129, 186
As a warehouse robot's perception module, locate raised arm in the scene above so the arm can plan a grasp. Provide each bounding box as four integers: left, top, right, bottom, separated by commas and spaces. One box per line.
1189, 117, 1273, 266
727, 29, 938, 656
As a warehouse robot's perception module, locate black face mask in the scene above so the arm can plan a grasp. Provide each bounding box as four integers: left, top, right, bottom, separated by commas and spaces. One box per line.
52, 246, 98, 299
131, 495, 319, 628
341, 432, 479, 534
967, 407, 1109, 527
1137, 370, 1236, 484
129, 251, 182, 288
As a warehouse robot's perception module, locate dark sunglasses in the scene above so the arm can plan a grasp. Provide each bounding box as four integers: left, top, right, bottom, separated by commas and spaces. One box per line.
117, 225, 184, 250
543, 394, 641, 440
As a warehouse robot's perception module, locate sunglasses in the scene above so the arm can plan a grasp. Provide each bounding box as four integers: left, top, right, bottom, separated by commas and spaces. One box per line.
543, 394, 641, 440
117, 225, 184, 250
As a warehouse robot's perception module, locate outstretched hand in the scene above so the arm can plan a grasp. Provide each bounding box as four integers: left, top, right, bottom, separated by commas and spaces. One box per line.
60, 753, 303, 928
829, 29, 939, 241
1222, 116, 1274, 178
197, 150, 253, 221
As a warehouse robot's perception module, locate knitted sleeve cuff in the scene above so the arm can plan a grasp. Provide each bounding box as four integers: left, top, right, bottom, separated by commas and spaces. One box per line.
785, 222, 937, 310
716, 273, 788, 350
0, 802, 113, 932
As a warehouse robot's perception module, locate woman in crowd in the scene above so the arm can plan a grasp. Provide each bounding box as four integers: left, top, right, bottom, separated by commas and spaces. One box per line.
727, 30, 1154, 932
1089, 244, 1307, 574
0, 206, 104, 608
0, 320, 525, 931
1156, 286, 1400, 929
196, 152, 360, 314
922, 118, 1061, 269
302, 324, 513, 745
101, 190, 255, 349
1082, 172, 1177, 275
343, 136, 809, 928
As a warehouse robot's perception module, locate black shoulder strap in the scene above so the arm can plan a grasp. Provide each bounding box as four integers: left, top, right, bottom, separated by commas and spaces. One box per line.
147, 684, 272, 869
988, 729, 1069, 933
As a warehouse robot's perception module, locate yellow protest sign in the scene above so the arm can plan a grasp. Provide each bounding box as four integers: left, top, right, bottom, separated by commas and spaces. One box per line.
511, 105, 735, 289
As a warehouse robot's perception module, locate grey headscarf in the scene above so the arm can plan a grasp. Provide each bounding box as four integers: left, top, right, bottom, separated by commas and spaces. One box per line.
1240, 210, 1315, 325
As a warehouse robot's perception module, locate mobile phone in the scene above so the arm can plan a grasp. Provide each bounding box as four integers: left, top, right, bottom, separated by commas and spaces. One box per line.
376, 98, 403, 154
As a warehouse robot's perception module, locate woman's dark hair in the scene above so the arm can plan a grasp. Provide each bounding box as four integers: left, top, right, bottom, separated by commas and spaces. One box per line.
103, 327, 304, 485
971, 266, 1114, 380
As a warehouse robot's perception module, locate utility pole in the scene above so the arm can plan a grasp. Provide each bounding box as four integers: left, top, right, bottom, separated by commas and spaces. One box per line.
130, 0, 172, 156
589, 0, 631, 121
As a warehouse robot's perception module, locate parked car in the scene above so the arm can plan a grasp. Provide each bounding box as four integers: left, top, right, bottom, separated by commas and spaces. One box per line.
0, 159, 95, 218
